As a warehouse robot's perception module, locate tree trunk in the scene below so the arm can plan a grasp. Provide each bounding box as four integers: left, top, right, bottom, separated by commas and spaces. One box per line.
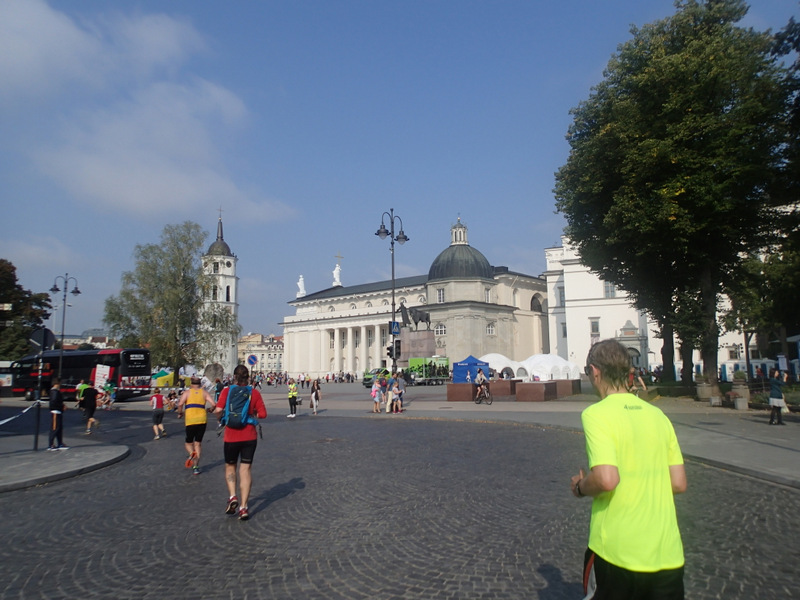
660, 322, 676, 383
679, 343, 694, 385
699, 265, 720, 395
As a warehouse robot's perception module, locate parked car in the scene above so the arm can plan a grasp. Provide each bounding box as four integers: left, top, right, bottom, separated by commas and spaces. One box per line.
362, 368, 390, 388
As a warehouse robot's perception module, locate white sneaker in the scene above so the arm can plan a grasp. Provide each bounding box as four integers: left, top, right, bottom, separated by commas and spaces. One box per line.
287, 414, 293, 418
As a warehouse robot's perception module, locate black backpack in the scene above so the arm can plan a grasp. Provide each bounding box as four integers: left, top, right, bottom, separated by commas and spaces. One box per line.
221, 385, 258, 429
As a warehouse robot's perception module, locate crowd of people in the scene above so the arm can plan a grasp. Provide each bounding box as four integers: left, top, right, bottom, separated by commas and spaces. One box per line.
369, 371, 405, 414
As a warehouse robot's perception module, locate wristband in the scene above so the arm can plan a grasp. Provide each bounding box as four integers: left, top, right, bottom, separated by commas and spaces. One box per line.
575, 480, 584, 497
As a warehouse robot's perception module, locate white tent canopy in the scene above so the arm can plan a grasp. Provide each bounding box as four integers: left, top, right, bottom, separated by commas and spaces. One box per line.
478, 353, 581, 382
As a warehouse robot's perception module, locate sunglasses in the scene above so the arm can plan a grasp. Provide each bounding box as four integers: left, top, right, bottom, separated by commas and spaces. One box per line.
584, 365, 593, 376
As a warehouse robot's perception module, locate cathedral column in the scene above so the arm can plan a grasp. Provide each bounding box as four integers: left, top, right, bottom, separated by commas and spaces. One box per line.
333, 327, 342, 374
345, 327, 354, 374
373, 324, 382, 370
318, 329, 328, 376
359, 325, 368, 377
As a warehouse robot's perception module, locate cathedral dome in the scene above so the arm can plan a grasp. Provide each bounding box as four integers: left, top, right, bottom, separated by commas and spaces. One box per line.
428, 219, 493, 281
206, 217, 233, 257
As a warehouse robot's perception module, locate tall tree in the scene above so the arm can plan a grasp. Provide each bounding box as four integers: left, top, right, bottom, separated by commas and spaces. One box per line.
0, 259, 52, 360
553, 0, 787, 385
104, 222, 239, 380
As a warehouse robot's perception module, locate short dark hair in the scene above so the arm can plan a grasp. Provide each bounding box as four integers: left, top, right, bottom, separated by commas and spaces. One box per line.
233, 364, 249, 386
586, 340, 631, 388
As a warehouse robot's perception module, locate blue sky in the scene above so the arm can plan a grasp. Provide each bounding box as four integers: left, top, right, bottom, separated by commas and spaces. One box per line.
1, 0, 796, 338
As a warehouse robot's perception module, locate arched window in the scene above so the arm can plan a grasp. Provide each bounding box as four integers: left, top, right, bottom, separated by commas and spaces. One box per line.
382, 299, 389, 306
328, 306, 335, 312
212, 285, 218, 301
366, 301, 373, 308
531, 295, 543, 312
213, 262, 219, 274
486, 322, 495, 336
350, 303, 357, 310
434, 323, 447, 336
418, 295, 426, 304
226, 286, 231, 302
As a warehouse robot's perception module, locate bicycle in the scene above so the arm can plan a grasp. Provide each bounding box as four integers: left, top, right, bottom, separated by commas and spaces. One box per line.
474, 384, 493, 405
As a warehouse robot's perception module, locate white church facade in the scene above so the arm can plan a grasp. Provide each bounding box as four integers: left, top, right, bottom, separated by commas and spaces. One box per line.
281, 219, 549, 378
544, 236, 745, 376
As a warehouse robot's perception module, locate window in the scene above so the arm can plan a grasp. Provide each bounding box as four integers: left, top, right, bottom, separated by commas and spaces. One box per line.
437, 289, 445, 304
486, 323, 495, 336
434, 323, 447, 335
561, 322, 567, 338
604, 281, 616, 298
211, 285, 218, 301
590, 318, 600, 343
367, 329, 374, 348
213, 262, 219, 274
354, 330, 360, 348
557, 286, 565, 307
531, 296, 542, 312
350, 303, 357, 310
329, 331, 335, 349
484, 288, 491, 303
226, 286, 231, 302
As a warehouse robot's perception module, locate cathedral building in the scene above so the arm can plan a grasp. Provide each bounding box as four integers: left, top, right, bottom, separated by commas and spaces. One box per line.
282, 219, 549, 377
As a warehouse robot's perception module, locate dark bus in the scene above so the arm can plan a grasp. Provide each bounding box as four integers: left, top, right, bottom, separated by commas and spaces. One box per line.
11, 348, 151, 400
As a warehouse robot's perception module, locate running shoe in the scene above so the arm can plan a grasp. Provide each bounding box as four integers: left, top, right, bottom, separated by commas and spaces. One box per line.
225, 496, 239, 515
56, 445, 69, 450
238, 506, 249, 521
185, 452, 197, 468
193, 467, 201, 475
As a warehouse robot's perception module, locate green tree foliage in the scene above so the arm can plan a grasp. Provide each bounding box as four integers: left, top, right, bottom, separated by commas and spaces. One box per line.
553, 0, 787, 383
0, 259, 52, 360
103, 222, 239, 381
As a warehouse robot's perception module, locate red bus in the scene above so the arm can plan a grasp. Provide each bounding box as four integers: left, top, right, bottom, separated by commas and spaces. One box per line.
11, 348, 151, 400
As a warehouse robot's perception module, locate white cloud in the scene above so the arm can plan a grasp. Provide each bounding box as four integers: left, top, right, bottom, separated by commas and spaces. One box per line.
3, 0, 293, 224
0, 236, 83, 271
0, 0, 105, 99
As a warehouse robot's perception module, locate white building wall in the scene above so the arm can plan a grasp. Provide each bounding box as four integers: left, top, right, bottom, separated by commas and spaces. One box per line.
545, 236, 744, 374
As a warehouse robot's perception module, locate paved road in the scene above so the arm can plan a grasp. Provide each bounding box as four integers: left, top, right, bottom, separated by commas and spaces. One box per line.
0, 384, 798, 599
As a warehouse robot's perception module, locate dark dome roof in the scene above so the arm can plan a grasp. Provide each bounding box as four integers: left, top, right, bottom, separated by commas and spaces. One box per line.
206, 217, 233, 257
207, 239, 233, 257
428, 244, 493, 281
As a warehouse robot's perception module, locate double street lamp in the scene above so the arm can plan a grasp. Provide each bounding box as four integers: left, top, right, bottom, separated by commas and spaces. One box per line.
50, 274, 81, 380
375, 208, 409, 373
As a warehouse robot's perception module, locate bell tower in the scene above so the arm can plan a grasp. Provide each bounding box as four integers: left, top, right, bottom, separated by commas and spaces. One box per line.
202, 214, 239, 374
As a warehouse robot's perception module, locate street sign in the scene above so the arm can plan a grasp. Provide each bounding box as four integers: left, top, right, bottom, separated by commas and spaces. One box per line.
390, 321, 401, 336
247, 354, 258, 366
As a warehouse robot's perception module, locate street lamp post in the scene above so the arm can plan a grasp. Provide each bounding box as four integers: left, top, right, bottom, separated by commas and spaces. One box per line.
375, 208, 409, 373
50, 274, 81, 381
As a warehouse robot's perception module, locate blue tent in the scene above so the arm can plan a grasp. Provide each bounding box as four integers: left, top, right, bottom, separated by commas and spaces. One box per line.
452, 355, 489, 384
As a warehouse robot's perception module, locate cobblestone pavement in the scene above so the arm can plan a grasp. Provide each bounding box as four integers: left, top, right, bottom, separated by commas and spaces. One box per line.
0, 409, 798, 599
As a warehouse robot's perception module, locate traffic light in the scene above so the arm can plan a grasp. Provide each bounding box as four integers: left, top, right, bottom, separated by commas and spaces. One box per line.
394, 339, 401, 359
387, 345, 394, 359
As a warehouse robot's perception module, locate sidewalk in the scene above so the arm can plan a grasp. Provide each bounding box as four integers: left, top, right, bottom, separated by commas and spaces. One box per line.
1, 392, 798, 492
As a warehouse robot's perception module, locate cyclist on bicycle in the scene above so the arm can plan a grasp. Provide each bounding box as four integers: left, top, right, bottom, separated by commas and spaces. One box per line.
474, 368, 488, 399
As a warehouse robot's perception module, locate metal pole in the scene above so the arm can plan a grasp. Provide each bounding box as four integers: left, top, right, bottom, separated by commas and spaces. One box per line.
389, 209, 397, 374
58, 280, 67, 380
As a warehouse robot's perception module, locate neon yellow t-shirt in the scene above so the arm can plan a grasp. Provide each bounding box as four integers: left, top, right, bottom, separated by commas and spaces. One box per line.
582, 393, 684, 572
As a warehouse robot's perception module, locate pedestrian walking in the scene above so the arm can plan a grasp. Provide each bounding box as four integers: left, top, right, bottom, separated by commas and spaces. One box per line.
309, 379, 321, 415
768, 368, 788, 425
287, 378, 298, 418
177, 376, 215, 474
79, 385, 103, 434
571, 339, 687, 599
213, 365, 267, 521
47, 378, 69, 451
150, 387, 168, 439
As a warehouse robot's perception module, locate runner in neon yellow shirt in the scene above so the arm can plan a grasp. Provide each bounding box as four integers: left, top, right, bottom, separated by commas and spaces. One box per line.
571, 340, 687, 599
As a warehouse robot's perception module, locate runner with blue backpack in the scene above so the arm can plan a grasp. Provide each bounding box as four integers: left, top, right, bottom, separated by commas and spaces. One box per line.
213, 364, 267, 521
